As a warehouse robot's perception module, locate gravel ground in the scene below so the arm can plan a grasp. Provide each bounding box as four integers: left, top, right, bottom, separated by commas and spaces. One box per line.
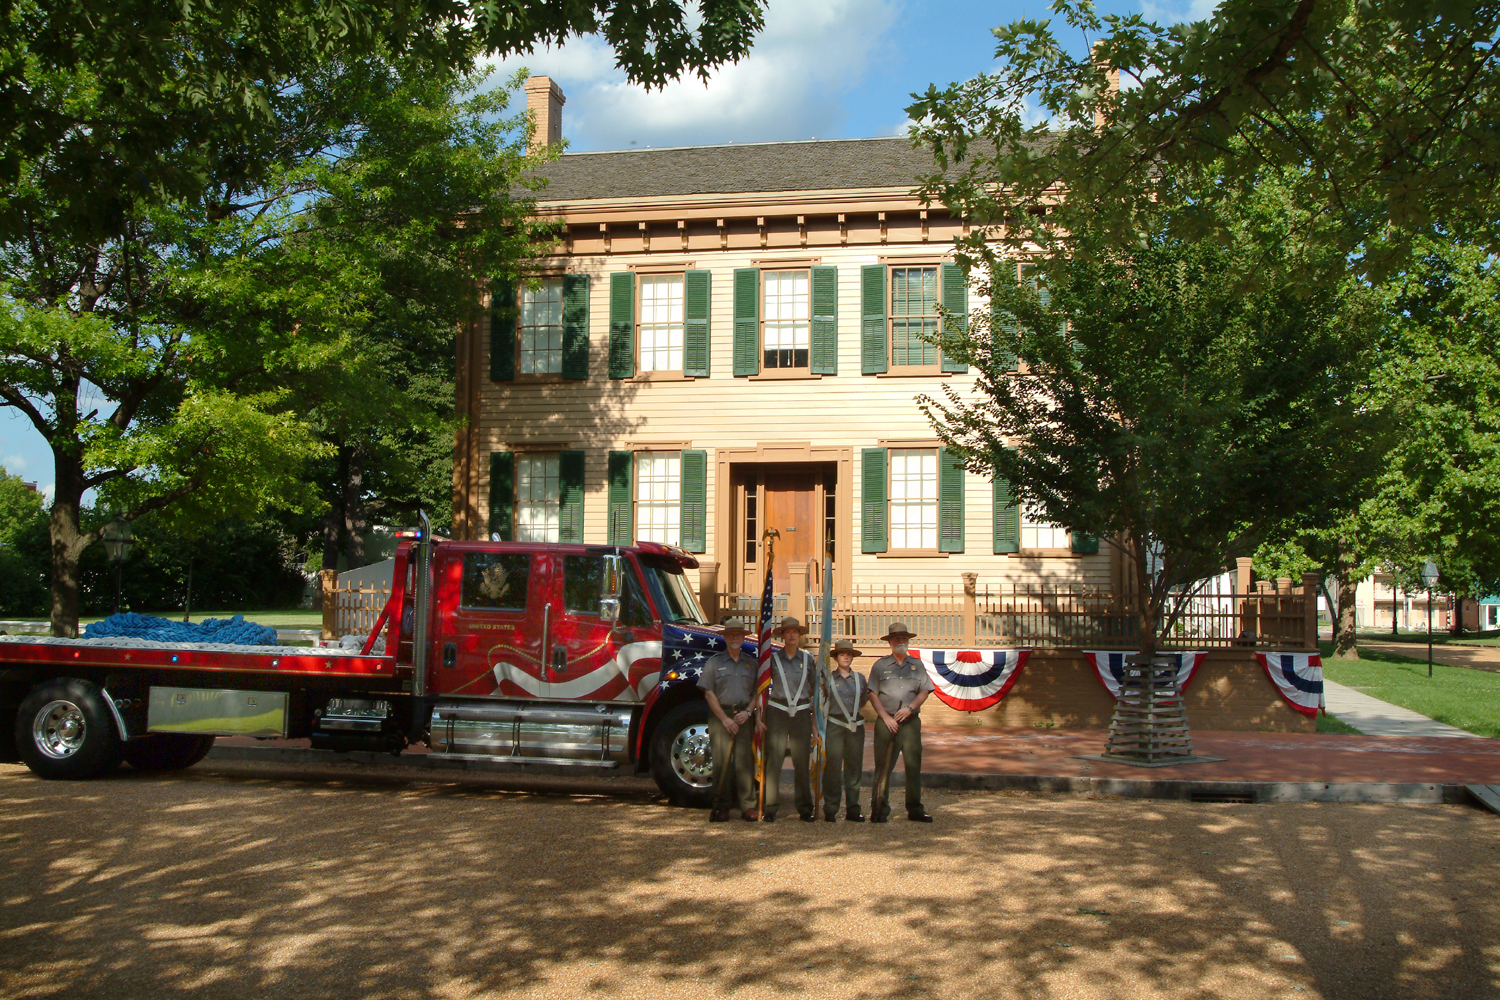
1, 759, 1497, 1000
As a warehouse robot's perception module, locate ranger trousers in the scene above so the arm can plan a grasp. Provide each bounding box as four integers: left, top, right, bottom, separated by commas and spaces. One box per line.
822, 721, 865, 814
708, 712, 757, 814
762, 705, 813, 815
872, 713, 923, 815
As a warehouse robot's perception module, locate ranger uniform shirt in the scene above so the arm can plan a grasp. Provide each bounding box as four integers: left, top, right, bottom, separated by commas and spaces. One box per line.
697, 651, 756, 711
767, 648, 814, 714
868, 654, 935, 715
826, 669, 867, 730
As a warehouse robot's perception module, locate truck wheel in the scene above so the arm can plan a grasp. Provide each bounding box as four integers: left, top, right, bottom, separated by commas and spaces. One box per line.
650, 701, 716, 808
16, 678, 122, 780
123, 733, 217, 772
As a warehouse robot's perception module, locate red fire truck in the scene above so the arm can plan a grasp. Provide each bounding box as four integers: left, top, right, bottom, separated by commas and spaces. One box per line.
0, 516, 732, 806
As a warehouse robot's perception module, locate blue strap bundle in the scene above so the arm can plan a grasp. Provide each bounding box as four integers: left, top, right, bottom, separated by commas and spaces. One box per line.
84, 612, 278, 646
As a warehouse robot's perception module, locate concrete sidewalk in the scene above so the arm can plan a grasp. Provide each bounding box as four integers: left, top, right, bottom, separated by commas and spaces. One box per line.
1322, 678, 1478, 738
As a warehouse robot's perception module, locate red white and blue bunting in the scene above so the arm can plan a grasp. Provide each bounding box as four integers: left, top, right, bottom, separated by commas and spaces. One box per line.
1254, 651, 1324, 717
1082, 650, 1209, 699
909, 648, 1031, 712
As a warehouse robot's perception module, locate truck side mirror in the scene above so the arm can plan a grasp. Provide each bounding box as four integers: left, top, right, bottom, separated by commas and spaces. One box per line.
600, 554, 623, 623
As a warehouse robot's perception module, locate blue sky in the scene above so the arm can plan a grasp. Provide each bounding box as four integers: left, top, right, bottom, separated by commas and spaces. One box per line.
2, 0, 1210, 499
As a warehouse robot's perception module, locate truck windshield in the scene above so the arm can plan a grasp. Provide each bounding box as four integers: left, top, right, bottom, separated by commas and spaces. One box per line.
638, 556, 706, 624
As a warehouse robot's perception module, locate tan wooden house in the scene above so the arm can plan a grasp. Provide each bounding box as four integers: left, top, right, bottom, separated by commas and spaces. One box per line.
450, 77, 1124, 618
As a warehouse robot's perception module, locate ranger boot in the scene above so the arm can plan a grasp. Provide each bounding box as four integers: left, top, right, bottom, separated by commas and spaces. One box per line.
845, 806, 865, 822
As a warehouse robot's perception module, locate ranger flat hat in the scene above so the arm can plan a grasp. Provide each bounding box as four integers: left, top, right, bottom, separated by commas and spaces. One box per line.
830, 638, 862, 657
880, 621, 916, 641
775, 616, 810, 636
720, 617, 752, 633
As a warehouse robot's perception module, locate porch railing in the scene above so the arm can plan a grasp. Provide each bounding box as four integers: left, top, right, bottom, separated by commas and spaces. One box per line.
710, 569, 1318, 650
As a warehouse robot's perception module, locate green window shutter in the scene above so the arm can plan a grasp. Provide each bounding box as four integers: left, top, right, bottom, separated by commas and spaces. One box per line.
489, 278, 515, 382
992, 473, 1019, 554
732, 267, 759, 376
683, 270, 711, 377
938, 447, 965, 553
558, 450, 586, 543
810, 265, 838, 375
861, 447, 887, 553
607, 450, 634, 545
562, 274, 589, 380
608, 272, 635, 379
860, 264, 888, 374
488, 451, 515, 541
939, 262, 969, 374
680, 449, 707, 552
1070, 531, 1100, 555
991, 284, 1019, 374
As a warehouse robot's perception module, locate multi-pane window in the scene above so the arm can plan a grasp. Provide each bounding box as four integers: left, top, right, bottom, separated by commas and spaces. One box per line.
515, 454, 560, 542
763, 270, 810, 369
639, 274, 684, 372
519, 278, 564, 374
891, 266, 940, 369
889, 448, 938, 550
635, 452, 681, 544
1021, 508, 1069, 550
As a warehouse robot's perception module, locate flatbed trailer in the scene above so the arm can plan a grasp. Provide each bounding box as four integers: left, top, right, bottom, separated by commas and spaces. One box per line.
0, 516, 730, 805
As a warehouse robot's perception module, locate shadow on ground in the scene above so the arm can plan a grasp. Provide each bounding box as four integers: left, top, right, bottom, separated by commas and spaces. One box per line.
0, 759, 1495, 999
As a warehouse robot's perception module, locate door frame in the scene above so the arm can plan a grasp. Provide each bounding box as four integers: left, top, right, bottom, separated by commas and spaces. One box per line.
714, 444, 852, 602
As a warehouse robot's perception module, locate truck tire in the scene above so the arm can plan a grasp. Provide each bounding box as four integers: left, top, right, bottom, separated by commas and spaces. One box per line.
650, 701, 716, 808
123, 733, 217, 772
16, 678, 122, 780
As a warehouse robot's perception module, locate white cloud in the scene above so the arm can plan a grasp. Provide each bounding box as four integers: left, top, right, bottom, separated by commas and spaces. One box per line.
2, 453, 25, 474
485, 0, 899, 150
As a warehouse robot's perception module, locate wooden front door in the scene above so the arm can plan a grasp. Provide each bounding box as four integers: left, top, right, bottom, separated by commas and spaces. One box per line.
764, 470, 819, 590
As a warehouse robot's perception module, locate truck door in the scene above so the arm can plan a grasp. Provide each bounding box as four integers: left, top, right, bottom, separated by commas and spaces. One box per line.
548, 552, 660, 703
434, 546, 546, 699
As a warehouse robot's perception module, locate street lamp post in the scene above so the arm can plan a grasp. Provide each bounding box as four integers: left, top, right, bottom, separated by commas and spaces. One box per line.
100, 517, 135, 616
1421, 559, 1440, 679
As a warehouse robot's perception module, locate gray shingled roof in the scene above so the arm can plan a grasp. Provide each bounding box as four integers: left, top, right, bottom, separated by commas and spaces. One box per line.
530, 136, 940, 203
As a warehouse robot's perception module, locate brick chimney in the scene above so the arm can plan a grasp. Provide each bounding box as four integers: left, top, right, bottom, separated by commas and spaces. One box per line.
524, 76, 565, 152
1091, 43, 1120, 129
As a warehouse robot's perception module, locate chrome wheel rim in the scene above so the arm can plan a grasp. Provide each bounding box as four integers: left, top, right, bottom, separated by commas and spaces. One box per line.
669, 724, 714, 789
33, 700, 87, 759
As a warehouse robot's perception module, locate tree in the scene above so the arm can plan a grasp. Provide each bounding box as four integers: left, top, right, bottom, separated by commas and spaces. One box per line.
920, 178, 1378, 661
0, 466, 48, 616
907, 0, 1500, 278
0, 54, 555, 635
1, 0, 767, 246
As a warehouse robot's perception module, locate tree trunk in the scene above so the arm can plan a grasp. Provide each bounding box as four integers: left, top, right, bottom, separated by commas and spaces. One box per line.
343, 443, 368, 569
1451, 591, 1463, 636
1319, 579, 1338, 647
47, 453, 89, 638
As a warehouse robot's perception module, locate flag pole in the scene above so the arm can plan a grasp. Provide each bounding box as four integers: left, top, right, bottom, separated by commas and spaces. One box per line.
754, 528, 779, 820
810, 535, 834, 810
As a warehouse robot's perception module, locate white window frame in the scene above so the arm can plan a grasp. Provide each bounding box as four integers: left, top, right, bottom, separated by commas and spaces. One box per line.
1021, 507, 1069, 551
634, 452, 681, 545
518, 278, 564, 375
515, 453, 561, 543
888, 448, 938, 551
638, 273, 685, 373
762, 269, 810, 370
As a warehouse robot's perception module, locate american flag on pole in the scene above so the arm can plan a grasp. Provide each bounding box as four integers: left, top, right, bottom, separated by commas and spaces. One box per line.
753, 534, 777, 815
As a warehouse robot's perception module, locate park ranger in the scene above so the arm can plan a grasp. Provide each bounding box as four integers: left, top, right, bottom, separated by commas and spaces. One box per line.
698, 617, 758, 822
822, 638, 867, 822
867, 622, 934, 823
756, 616, 816, 822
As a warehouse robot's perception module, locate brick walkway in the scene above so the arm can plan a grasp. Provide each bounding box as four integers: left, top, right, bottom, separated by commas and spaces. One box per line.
219, 724, 1500, 787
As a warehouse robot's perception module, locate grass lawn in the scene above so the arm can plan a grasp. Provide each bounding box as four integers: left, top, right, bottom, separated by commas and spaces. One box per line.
1320, 641, 1500, 738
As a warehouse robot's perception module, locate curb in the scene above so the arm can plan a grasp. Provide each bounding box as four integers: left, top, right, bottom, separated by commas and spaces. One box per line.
205, 746, 1470, 806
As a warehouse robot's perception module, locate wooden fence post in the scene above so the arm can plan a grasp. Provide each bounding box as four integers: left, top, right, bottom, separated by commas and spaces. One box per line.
962, 573, 977, 646
698, 561, 719, 623
320, 569, 338, 640
1302, 572, 1320, 650
787, 562, 809, 630
1236, 557, 1254, 639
